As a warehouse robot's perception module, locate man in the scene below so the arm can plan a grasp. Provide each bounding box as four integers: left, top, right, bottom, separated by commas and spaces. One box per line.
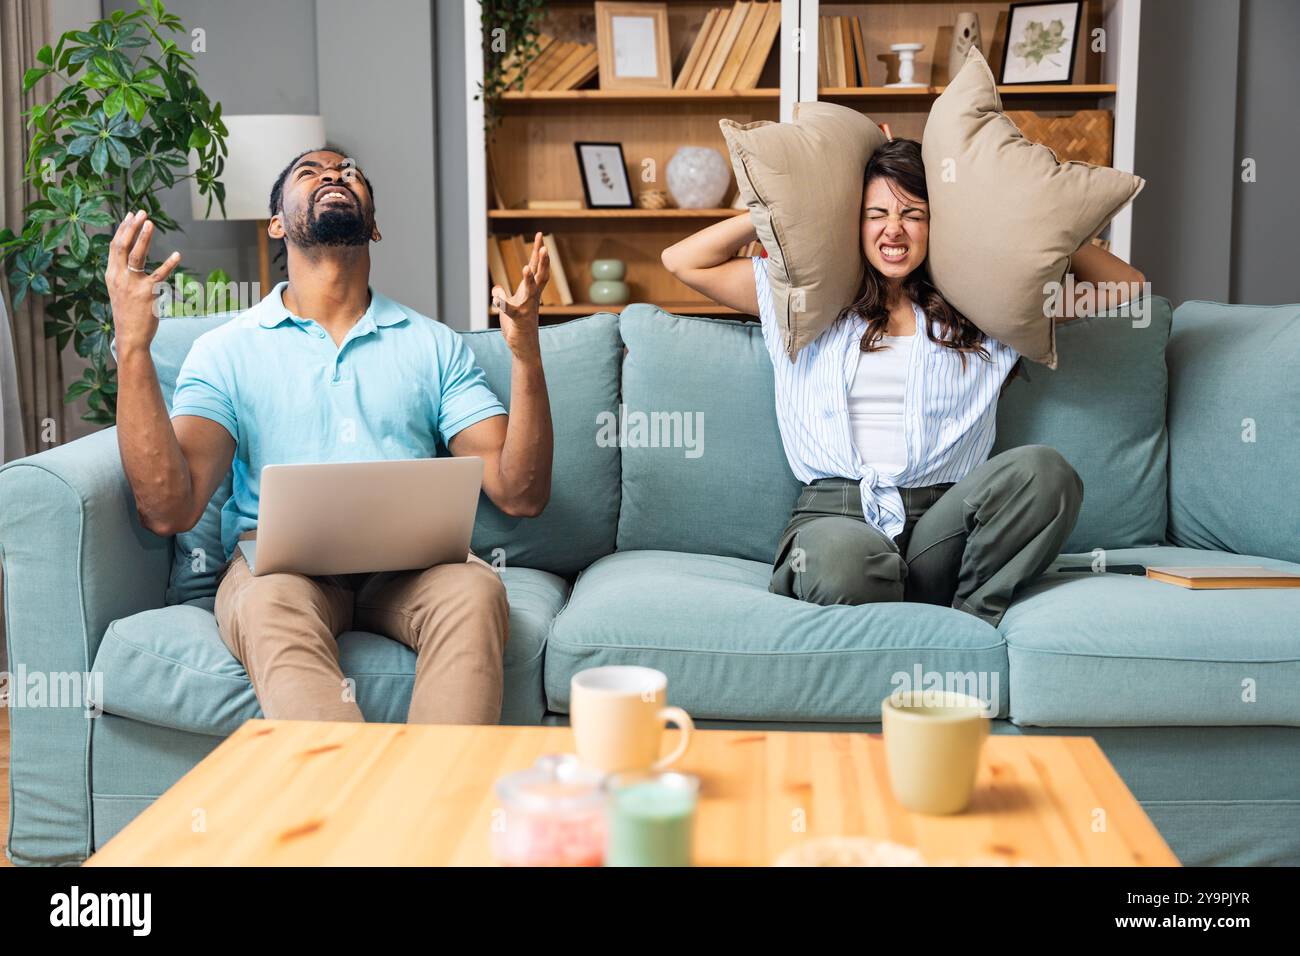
109, 147, 553, 725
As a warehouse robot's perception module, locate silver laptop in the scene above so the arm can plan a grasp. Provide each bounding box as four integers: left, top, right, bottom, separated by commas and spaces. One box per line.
238, 457, 484, 577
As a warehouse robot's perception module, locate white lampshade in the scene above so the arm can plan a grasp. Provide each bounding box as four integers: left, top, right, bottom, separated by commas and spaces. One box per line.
190, 114, 326, 221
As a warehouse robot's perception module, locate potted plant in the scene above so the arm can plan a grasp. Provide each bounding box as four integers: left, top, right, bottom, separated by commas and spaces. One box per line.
0, 0, 229, 426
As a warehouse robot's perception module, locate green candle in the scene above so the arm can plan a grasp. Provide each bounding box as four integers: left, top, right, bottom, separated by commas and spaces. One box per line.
606, 774, 698, 867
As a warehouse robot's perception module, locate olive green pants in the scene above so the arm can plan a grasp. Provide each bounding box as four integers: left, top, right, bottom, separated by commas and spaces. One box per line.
769, 445, 1084, 626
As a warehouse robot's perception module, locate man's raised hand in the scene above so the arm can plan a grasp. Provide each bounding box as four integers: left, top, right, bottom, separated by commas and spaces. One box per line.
106, 209, 182, 356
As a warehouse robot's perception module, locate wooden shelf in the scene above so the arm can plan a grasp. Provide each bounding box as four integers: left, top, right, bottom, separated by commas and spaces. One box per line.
490, 208, 741, 220
819, 84, 1117, 98
500, 88, 781, 104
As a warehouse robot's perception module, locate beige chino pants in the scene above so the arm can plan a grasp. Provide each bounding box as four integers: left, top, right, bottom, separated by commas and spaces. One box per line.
213, 532, 509, 725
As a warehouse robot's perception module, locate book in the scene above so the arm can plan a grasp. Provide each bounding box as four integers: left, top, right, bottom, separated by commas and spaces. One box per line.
519, 36, 563, 91
817, 20, 829, 88
1146, 566, 1300, 589
849, 16, 869, 87
550, 47, 598, 91
542, 234, 574, 305
537, 42, 588, 91
734, 1, 782, 90
498, 234, 525, 292
522, 199, 583, 210
717, 1, 765, 89
700, 2, 749, 91
487, 237, 511, 296
686, 7, 729, 89
840, 17, 857, 87
527, 40, 577, 91
828, 17, 846, 88
675, 8, 719, 90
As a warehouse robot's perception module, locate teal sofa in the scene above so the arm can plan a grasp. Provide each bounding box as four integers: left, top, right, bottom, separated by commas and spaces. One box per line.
3, 296, 1298, 866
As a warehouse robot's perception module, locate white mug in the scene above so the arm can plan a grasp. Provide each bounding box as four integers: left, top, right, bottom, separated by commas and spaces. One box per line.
570, 666, 693, 773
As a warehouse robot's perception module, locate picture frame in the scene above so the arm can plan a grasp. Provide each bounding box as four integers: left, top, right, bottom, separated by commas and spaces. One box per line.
574, 142, 635, 209
999, 1, 1082, 85
594, 1, 672, 90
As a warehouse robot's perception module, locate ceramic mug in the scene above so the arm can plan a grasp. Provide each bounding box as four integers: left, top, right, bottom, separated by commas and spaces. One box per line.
570, 666, 693, 773
881, 690, 990, 814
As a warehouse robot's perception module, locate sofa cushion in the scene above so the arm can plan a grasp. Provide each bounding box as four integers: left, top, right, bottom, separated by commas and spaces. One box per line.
545, 549, 1009, 722
994, 295, 1172, 551
151, 311, 622, 601
1000, 546, 1300, 727
90, 567, 568, 733
151, 313, 240, 605
463, 312, 623, 577
617, 305, 800, 563
1167, 300, 1300, 563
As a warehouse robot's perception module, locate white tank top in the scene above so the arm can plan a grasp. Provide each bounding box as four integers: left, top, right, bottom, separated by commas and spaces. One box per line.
848, 334, 913, 474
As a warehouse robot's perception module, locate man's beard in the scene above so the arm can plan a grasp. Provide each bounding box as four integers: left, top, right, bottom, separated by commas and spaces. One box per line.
289, 204, 372, 247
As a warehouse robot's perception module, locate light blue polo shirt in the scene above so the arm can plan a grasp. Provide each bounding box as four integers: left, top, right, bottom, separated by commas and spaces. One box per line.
170, 282, 506, 562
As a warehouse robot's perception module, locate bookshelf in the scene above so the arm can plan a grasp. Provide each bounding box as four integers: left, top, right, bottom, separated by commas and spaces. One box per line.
463, 0, 1141, 330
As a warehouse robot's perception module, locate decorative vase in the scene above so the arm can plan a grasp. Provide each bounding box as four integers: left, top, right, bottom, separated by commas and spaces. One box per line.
665, 146, 731, 209
588, 259, 629, 305
886, 43, 926, 88
948, 14, 983, 82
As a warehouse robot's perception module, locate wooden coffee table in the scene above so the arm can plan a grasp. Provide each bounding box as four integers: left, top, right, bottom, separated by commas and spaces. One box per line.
85, 719, 1178, 866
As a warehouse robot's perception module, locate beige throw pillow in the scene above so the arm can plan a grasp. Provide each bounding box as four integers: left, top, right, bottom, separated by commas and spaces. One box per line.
922, 47, 1144, 368
720, 102, 886, 360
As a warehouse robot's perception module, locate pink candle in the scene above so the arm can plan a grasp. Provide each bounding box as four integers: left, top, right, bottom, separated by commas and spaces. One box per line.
492, 755, 606, 867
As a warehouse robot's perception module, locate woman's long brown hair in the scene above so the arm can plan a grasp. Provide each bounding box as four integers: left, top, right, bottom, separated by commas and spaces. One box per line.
839, 138, 1024, 389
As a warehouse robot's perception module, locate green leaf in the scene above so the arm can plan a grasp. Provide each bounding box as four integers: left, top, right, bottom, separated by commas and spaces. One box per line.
68, 224, 90, 259
29, 273, 52, 296
66, 134, 96, 157
129, 161, 152, 193
105, 135, 131, 168
22, 67, 50, 93
91, 138, 109, 175
103, 85, 126, 117
37, 44, 54, 66
66, 379, 94, 398
42, 221, 71, 250
130, 80, 165, 98
81, 72, 116, 90
124, 87, 148, 121
186, 127, 210, 150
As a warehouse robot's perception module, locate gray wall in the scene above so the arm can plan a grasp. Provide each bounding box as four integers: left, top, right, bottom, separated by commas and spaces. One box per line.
435, 0, 471, 330
316, 0, 439, 318
1229, 0, 1300, 304
1131, 0, 1299, 306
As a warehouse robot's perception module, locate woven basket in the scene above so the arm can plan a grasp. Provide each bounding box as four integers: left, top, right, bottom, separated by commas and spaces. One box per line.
1006, 109, 1113, 167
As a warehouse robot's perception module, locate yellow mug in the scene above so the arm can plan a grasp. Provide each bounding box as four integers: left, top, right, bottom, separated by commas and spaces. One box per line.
881, 690, 990, 815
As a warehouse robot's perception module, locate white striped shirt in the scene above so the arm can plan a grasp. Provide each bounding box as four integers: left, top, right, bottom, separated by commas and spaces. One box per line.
752, 256, 1020, 542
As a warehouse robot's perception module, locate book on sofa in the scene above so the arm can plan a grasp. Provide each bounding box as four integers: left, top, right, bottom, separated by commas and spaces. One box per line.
1146, 566, 1300, 589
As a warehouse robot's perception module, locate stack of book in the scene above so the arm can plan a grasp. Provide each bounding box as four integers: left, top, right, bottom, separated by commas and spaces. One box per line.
503, 34, 599, 92
817, 15, 870, 88
673, 1, 782, 91
488, 234, 575, 308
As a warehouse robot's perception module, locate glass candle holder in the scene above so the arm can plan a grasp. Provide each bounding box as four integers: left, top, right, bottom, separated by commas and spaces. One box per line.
604, 770, 700, 867
492, 754, 607, 867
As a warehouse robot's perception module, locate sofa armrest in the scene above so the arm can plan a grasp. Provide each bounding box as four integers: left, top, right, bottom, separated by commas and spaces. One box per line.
0, 426, 170, 865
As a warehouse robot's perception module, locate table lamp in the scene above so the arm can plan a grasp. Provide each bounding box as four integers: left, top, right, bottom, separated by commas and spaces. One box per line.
190, 114, 326, 296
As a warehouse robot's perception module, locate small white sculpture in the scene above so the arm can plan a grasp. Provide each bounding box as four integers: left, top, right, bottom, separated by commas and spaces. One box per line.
887, 43, 926, 88
666, 146, 731, 209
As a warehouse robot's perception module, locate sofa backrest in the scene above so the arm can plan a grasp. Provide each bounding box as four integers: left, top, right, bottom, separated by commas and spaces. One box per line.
616, 305, 801, 562
1166, 300, 1300, 563
993, 295, 1173, 552
149, 310, 624, 602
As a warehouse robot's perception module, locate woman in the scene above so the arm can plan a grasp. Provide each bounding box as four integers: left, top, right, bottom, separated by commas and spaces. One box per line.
661, 138, 1144, 626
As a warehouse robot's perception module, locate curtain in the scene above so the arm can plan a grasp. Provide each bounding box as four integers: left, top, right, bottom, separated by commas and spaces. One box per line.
1, 0, 62, 462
